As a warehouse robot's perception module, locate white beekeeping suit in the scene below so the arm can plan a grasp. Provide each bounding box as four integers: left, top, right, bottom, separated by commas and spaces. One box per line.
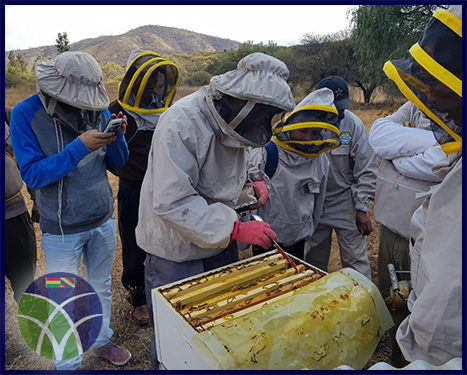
370, 101, 446, 294
382, 5, 462, 364
247, 88, 337, 258
369, 100, 446, 366
136, 53, 295, 263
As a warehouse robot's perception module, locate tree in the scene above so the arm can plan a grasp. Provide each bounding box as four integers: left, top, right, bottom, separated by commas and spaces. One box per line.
350, 5, 441, 102
5, 51, 34, 87
55, 32, 70, 53
32, 49, 49, 72
278, 31, 370, 102
206, 41, 280, 76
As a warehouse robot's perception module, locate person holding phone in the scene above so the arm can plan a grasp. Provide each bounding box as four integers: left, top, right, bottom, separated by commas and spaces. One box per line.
10, 51, 131, 369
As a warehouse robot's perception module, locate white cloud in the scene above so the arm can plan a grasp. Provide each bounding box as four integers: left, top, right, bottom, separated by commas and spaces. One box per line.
5, 4, 354, 51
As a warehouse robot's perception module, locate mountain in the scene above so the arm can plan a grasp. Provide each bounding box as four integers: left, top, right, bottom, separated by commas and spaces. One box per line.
6, 24, 240, 67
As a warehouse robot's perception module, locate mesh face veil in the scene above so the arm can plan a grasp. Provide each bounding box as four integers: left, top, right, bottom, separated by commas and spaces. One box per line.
383, 8, 462, 154
38, 91, 102, 134
118, 51, 179, 114
273, 103, 340, 158
210, 93, 284, 147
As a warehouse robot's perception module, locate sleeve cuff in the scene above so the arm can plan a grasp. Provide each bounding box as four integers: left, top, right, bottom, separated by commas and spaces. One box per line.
69, 137, 92, 160
355, 202, 370, 212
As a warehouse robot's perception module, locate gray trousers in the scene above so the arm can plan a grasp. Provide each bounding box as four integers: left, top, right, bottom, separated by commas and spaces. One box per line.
304, 223, 371, 279
144, 243, 238, 369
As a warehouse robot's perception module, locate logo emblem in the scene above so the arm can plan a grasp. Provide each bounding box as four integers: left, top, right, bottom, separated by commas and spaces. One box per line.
17, 272, 103, 360
334, 87, 344, 97
340, 131, 352, 145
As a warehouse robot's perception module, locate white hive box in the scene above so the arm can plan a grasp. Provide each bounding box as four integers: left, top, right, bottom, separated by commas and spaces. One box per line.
152, 250, 392, 370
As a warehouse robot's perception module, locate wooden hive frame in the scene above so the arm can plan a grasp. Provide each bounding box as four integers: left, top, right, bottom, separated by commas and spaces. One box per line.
159, 251, 325, 331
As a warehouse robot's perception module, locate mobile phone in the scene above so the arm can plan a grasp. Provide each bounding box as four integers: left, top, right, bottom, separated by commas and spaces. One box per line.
103, 118, 123, 134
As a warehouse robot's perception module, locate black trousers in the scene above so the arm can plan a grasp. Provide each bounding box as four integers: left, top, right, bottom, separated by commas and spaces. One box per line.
5, 211, 37, 303
117, 181, 147, 307
252, 239, 305, 260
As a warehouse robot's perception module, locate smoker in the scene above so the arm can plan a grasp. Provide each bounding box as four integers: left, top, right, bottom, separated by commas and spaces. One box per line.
152, 250, 393, 370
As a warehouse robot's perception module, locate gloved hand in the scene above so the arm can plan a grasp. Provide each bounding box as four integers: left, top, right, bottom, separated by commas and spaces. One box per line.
246, 178, 268, 209
230, 220, 277, 249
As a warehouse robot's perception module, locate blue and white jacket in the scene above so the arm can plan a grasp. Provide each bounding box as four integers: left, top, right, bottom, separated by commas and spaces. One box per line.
10, 94, 129, 235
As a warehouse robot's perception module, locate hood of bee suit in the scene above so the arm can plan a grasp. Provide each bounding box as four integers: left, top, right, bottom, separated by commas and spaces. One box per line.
383, 5, 462, 154
118, 49, 179, 132
35, 51, 109, 111
35, 51, 109, 133
206, 52, 295, 148
273, 88, 340, 158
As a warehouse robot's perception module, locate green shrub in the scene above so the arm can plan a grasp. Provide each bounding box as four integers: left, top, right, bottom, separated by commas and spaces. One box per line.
184, 70, 212, 86
101, 62, 125, 83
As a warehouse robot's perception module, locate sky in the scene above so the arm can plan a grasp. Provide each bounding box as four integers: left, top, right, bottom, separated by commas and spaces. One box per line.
5, 5, 355, 51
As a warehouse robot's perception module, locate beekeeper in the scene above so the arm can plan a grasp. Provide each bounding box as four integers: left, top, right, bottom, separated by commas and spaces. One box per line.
110, 50, 179, 326
305, 76, 377, 279
135, 52, 295, 368
382, 5, 462, 364
369, 101, 445, 366
247, 88, 339, 259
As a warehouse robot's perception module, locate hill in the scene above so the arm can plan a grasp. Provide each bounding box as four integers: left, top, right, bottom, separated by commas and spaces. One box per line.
6, 24, 240, 67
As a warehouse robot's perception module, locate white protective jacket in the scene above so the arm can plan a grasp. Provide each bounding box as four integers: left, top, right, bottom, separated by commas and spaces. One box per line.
396, 152, 462, 364
136, 87, 249, 262
319, 110, 377, 229
248, 143, 329, 247
370, 102, 445, 238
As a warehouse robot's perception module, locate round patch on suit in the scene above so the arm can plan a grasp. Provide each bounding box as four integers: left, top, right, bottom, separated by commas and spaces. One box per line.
340, 131, 352, 145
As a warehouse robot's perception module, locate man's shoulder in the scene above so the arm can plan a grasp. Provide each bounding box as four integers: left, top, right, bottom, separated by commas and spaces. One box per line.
12, 94, 42, 115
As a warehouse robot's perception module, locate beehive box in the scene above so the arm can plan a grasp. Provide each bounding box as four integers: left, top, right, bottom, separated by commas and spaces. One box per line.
152, 250, 392, 370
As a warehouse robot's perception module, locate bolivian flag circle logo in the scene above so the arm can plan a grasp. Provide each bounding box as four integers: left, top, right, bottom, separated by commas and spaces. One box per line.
17, 272, 103, 360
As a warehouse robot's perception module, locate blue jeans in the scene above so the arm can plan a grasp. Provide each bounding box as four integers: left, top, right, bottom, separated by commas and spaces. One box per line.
41, 216, 116, 370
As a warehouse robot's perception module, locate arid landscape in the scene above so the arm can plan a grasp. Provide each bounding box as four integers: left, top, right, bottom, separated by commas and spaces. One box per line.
5, 83, 399, 370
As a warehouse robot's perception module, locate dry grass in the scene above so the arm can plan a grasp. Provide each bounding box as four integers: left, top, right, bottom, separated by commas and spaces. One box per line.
4, 83, 395, 370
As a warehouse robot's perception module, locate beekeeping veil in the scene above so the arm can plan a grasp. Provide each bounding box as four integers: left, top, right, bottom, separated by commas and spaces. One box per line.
383, 6, 462, 154
206, 52, 295, 148
273, 88, 340, 157
118, 50, 179, 131
35, 51, 109, 134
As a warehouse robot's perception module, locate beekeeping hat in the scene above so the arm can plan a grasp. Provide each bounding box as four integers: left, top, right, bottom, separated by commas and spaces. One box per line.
35, 51, 109, 133
35, 51, 109, 111
118, 50, 179, 114
206, 52, 295, 147
273, 88, 340, 158
383, 5, 462, 154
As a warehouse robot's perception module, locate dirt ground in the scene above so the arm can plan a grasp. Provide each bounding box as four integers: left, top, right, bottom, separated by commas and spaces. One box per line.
4, 88, 399, 370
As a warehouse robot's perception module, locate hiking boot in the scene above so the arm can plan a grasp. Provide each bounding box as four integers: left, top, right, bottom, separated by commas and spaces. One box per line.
93, 342, 131, 366
132, 304, 150, 326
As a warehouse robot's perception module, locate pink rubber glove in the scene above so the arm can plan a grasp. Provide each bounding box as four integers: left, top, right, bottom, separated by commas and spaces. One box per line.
230, 220, 277, 249
246, 178, 269, 209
